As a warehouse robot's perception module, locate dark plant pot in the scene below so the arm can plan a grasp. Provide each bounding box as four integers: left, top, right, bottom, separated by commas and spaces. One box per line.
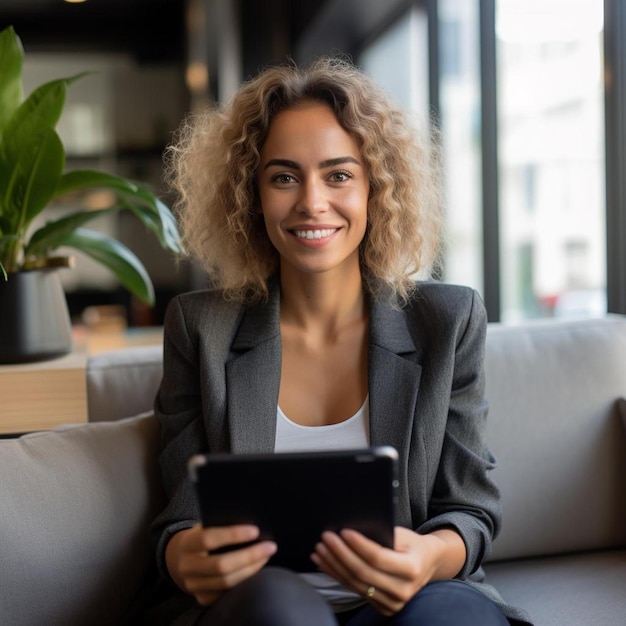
0, 269, 73, 364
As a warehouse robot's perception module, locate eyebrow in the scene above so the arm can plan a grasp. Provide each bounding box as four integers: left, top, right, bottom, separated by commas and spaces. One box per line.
263, 156, 361, 170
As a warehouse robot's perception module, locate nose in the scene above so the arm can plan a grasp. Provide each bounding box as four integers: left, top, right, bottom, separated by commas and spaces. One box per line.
296, 178, 328, 216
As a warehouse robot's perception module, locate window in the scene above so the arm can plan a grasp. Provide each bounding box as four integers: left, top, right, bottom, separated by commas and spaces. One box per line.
496, 0, 606, 321
438, 0, 483, 294
358, 0, 615, 321
359, 7, 429, 118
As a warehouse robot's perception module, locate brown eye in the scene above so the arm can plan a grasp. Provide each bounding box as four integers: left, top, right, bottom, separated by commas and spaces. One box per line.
274, 173, 296, 184
329, 171, 351, 182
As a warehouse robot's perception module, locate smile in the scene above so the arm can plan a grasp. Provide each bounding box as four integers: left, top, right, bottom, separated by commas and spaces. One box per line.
292, 229, 338, 240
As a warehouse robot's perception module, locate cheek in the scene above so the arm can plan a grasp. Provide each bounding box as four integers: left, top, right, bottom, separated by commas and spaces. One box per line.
262, 222, 286, 254
349, 190, 369, 224
260, 195, 294, 226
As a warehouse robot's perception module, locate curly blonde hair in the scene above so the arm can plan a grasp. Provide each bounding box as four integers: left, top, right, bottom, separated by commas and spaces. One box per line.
166, 56, 443, 304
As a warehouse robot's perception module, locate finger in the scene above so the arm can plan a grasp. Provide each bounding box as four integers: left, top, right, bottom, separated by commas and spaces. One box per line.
200, 525, 263, 553
339, 529, 422, 595
209, 539, 277, 578
312, 543, 398, 616
180, 537, 274, 576
319, 531, 380, 584
315, 532, 409, 613
188, 544, 267, 606
356, 579, 406, 616
186, 550, 270, 594
338, 529, 400, 572
175, 523, 259, 555
314, 533, 384, 596
311, 536, 352, 583
183, 541, 277, 606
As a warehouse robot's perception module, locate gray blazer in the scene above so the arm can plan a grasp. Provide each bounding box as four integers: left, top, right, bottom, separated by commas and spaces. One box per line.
150, 278, 532, 625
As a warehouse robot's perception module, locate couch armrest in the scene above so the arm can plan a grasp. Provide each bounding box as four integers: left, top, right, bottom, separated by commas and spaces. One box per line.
0, 413, 165, 626
485, 315, 626, 561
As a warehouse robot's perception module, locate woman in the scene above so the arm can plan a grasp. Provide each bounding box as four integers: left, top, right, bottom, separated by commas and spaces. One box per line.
147, 57, 532, 626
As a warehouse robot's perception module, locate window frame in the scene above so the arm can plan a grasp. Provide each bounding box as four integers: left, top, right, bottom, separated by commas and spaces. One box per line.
604, 0, 626, 314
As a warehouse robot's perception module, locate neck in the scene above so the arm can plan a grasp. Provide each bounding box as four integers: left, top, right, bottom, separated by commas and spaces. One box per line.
279, 265, 366, 333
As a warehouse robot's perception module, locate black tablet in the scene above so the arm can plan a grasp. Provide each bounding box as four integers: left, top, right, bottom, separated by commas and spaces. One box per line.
188, 446, 399, 572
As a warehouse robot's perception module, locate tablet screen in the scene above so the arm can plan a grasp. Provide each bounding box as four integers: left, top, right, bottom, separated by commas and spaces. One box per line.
188, 446, 399, 572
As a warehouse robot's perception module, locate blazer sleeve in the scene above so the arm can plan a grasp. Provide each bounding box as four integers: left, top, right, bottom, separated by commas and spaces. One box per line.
416, 288, 502, 578
149, 295, 208, 580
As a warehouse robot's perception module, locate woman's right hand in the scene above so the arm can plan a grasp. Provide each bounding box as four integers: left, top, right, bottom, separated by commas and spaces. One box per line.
165, 523, 278, 606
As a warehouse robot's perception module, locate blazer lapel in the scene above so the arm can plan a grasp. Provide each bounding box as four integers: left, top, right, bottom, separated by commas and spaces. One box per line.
226, 281, 282, 454
368, 295, 422, 521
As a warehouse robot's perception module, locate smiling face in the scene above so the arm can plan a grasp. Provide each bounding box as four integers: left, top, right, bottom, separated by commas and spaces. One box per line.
257, 101, 370, 283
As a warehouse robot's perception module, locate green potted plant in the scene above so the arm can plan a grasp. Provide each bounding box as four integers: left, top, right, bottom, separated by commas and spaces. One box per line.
0, 25, 182, 364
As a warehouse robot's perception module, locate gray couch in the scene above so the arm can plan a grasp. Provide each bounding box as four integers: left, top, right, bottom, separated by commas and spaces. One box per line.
1, 316, 625, 625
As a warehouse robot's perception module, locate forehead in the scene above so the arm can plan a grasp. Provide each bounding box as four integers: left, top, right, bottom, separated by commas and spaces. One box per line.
260, 102, 362, 159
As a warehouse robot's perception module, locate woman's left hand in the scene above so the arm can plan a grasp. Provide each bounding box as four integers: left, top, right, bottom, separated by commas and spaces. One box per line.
310, 526, 466, 616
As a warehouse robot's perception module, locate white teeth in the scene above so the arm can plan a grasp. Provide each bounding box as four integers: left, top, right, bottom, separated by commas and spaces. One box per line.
293, 229, 336, 240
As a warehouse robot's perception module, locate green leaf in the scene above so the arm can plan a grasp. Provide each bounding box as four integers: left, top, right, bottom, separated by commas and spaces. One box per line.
54, 169, 182, 252
0, 71, 89, 165
124, 187, 182, 253
24, 207, 116, 257
59, 228, 155, 304
55, 168, 141, 196
0, 233, 16, 265
1, 80, 66, 154
0, 26, 24, 133
0, 128, 65, 233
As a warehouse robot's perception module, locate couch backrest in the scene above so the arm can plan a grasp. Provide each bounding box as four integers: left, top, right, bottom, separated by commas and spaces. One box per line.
0, 413, 165, 626
86, 344, 163, 422
82, 316, 626, 567
484, 315, 626, 562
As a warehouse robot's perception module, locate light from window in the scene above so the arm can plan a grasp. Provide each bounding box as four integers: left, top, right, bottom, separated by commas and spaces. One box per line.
497, 0, 606, 321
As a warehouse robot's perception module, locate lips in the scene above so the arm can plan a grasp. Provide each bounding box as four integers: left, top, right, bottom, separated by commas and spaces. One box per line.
292, 228, 338, 240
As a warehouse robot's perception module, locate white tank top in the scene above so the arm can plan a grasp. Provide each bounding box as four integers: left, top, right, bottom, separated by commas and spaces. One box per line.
273, 395, 370, 612
274, 395, 370, 453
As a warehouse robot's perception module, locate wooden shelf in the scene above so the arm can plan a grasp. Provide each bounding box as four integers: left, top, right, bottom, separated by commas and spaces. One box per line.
0, 327, 163, 435
0, 351, 88, 435
72, 325, 163, 355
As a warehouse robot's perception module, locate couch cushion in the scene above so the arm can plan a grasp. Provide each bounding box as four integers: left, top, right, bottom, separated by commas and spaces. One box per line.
484, 550, 626, 626
0, 413, 165, 626
484, 315, 626, 561
86, 344, 163, 422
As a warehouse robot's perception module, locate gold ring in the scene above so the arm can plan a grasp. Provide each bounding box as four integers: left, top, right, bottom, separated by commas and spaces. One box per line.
366, 585, 376, 598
